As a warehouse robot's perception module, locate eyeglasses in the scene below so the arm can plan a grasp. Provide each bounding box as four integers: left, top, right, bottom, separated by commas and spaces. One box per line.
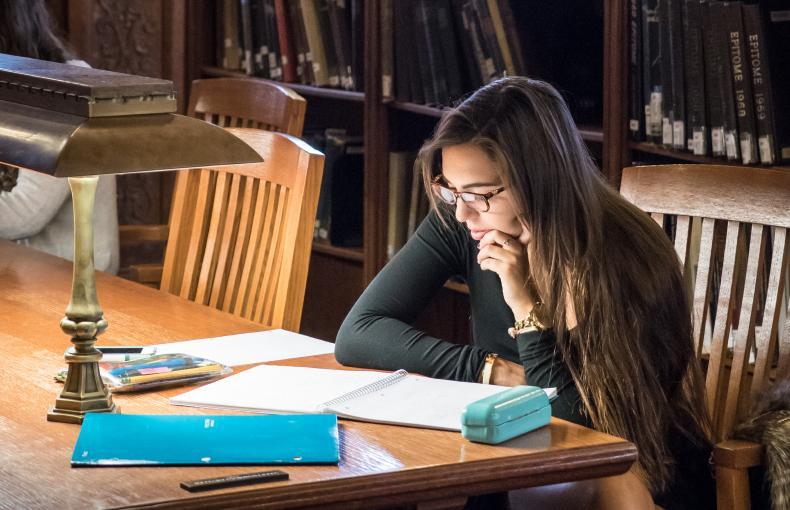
431, 177, 506, 213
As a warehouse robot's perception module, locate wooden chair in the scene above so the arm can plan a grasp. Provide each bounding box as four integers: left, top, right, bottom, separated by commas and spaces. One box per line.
620, 164, 790, 510
119, 78, 307, 284
158, 128, 323, 331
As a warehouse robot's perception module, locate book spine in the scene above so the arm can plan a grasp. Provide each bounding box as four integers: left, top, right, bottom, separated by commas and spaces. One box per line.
643, 0, 663, 143
414, 0, 437, 104
473, 0, 506, 78
223, 0, 242, 70
496, 0, 527, 75
274, 0, 298, 82
725, 2, 759, 164
629, 0, 645, 141
454, 0, 483, 89
683, 0, 707, 155
668, 0, 685, 149
301, 0, 330, 86
350, 0, 364, 91
250, 0, 268, 78
393, 0, 412, 101
288, 0, 310, 83
424, 0, 450, 105
486, 0, 516, 76
380, 0, 394, 97
658, 0, 674, 146
316, 0, 341, 87
742, 4, 776, 165
335, 0, 355, 90
240, 0, 255, 75
328, 0, 352, 90
464, 1, 496, 83
265, 0, 282, 81
436, 0, 464, 101
714, 2, 741, 161
702, 0, 725, 156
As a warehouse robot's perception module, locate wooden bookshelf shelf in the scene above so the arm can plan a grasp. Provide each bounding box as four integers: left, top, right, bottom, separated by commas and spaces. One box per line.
444, 280, 470, 295
578, 125, 604, 143
387, 100, 446, 117
629, 141, 789, 170
202, 66, 365, 102
312, 241, 365, 263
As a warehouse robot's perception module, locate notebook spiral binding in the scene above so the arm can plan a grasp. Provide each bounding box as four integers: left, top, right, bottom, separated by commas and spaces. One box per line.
319, 369, 409, 409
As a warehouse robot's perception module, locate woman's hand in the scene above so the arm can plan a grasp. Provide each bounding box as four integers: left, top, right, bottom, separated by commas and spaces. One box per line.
476, 229, 536, 319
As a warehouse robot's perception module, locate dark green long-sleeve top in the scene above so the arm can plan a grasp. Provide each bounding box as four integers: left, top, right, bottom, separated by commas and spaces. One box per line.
335, 208, 716, 510
335, 208, 586, 426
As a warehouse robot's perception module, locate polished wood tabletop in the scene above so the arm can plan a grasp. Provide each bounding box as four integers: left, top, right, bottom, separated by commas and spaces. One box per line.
0, 241, 637, 509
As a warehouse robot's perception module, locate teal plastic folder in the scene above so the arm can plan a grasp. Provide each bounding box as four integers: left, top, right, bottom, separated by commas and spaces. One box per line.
71, 413, 339, 466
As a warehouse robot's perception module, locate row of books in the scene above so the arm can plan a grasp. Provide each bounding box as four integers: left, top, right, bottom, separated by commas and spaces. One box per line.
306, 128, 364, 247
218, 0, 363, 91
383, 0, 525, 106
387, 151, 430, 260
629, 0, 790, 165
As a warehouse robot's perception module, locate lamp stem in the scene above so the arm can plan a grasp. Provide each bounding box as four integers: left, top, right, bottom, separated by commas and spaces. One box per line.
47, 176, 117, 424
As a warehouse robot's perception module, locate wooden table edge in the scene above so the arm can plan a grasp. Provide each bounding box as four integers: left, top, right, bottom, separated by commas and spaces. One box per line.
114, 442, 637, 509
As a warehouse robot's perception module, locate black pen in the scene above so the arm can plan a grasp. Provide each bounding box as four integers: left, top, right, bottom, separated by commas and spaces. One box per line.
180, 470, 289, 492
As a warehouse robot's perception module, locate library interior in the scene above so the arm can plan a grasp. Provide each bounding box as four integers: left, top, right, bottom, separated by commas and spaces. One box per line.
0, 1, 787, 509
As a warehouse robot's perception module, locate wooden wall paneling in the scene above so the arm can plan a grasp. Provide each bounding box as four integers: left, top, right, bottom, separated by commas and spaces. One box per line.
300, 253, 365, 341
66, 0, 188, 267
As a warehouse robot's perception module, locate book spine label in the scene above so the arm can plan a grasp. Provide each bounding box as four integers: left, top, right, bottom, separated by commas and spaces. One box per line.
726, 3, 759, 164
742, 5, 775, 165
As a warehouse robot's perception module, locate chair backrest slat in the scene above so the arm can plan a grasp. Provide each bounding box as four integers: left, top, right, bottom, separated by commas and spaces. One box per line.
722, 225, 768, 436
754, 228, 789, 391
705, 221, 741, 428
208, 173, 243, 309
194, 171, 233, 305
621, 164, 790, 441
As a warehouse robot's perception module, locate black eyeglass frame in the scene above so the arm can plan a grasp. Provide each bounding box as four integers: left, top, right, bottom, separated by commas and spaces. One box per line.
430, 176, 506, 213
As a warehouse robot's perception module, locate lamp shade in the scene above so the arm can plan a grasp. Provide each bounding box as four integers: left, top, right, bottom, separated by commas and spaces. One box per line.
0, 54, 262, 177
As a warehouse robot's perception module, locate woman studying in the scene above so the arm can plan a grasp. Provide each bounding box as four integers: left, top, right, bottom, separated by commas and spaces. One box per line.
335, 77, 714, 509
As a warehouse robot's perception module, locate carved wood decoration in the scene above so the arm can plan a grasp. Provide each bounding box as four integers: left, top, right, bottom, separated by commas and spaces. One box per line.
66, 0, 187, 267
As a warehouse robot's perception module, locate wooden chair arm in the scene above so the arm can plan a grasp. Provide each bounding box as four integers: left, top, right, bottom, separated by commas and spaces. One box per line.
712, 440, 763, 510
713, 439, 764, 469
118, 263, 163, 285
119, 224, 169, 245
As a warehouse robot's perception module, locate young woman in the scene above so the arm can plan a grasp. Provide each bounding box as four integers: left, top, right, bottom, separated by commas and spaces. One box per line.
0, 0, 119, 274
335, 77, 714, 509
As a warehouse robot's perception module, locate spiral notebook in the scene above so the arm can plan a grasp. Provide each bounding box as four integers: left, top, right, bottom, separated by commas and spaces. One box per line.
170, 365, 556, 431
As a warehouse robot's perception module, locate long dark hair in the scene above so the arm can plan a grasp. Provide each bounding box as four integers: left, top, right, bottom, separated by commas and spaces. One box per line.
0, 0, 73, 62
417, 77, 711, 493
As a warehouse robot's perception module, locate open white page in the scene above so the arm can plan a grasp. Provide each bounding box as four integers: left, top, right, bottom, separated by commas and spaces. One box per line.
322, 374, 513, 431
170, 365, 389, 413
153, 329, 334, 366
171, 364, 556, 431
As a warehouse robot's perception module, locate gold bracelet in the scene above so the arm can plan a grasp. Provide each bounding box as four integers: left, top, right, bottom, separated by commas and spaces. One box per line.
508, 308, 545, 338
481, 352, 498, 384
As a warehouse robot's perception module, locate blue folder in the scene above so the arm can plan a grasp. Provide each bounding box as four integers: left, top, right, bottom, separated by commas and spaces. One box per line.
71, 413, 339, 466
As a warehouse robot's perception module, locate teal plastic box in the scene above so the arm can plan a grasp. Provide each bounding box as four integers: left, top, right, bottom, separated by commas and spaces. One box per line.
461, 386, 551, 444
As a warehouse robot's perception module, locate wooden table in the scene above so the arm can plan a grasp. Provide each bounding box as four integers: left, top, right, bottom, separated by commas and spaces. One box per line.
0, 241, 637, 509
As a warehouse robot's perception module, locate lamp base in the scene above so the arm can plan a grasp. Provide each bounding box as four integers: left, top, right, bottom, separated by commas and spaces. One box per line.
47, 346, 117, 424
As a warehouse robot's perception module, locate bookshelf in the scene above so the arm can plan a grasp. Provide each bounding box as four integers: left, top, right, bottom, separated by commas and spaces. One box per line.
180, 0, 611, 342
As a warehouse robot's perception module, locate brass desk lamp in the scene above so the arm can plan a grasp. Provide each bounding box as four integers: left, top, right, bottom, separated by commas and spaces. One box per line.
0, 54, 263, 424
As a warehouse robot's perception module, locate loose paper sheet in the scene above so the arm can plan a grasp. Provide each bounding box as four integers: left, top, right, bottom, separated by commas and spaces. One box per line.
153, 329, 334, 366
